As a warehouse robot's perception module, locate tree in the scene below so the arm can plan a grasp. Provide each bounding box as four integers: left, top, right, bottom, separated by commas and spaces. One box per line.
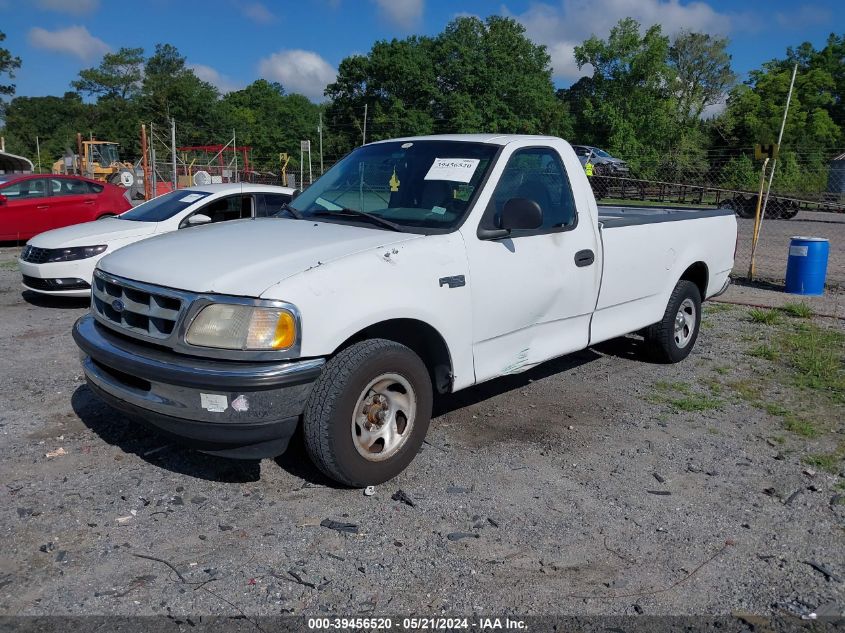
718, 37, 842, 152
670, 32, 735, 125
140, 44, 220, 144
325, 16, 570, 153
2, 92, 93, 161
0, 30, 22, 114
571, 18, 677, 174
72, 47, 144, 100
218, 80, 321, 167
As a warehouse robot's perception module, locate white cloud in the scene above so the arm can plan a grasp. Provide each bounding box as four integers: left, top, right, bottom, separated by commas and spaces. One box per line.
188, 63, 242, 94
373, 0, 423, 29
257, 49, 337, 101
36, 0, 99, 14
28, 25, 110, 61
242, 2, 276, 24
504, 0, 737, 82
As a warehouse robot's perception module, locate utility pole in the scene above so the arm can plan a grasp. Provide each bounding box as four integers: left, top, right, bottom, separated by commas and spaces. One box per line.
150, 122, 157, 196
170, 118, 178, 190
35, 136, 42, 174
749, 63, 798, 279
318, 111, 324, 175
233, 129, 238, 183
362, 103, 367, 146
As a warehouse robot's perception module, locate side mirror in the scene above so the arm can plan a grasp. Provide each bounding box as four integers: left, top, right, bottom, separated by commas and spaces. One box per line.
501, 197, 543, 230
185, 213, 211, 226
0, 194, 6, 206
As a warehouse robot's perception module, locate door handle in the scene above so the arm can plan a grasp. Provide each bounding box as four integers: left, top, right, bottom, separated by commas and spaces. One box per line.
574, 249, 595, 267
83, 200, 95, 205
37, 205, 50, 209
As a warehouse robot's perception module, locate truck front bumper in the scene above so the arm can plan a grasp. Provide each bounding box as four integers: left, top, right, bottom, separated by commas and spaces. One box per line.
72, 314, 325, 459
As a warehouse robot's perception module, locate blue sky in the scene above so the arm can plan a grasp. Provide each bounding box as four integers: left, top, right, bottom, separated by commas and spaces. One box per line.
2, 0, 843, 102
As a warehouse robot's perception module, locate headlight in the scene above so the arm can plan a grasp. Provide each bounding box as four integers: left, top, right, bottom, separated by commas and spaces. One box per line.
45, 245, 108, 263
185, 304, 297, 350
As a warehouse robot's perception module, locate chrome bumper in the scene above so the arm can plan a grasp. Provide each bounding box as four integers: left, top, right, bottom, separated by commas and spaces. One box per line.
73, 314, 325, 458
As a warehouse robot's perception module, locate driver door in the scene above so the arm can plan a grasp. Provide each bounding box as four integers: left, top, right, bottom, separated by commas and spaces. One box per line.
463, 146, 600, 383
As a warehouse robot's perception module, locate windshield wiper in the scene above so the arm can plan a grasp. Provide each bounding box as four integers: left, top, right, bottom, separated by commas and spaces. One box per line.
277, 202, 303, 220
312, 208, 403, 232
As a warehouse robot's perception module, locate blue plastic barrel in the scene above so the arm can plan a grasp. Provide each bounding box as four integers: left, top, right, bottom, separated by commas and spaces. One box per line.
784, 236, 829, 295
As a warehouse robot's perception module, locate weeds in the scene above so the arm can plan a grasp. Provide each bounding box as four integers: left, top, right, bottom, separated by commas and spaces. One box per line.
780, 302, 813, 318
748, 308, 781, 325
782, 325, 845, 401
784, 417, 819, 438
802, 452, 843, 474
749, 344, 779, 361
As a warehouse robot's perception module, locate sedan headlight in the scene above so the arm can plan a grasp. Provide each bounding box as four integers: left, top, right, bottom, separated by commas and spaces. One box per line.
185, 304, 297, 350
45, 245, 108, 263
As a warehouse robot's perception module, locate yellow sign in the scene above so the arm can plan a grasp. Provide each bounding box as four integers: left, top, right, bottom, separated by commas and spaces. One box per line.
585, 162, 594, 177
389, 167, 400, 192
754, 144, 779, 160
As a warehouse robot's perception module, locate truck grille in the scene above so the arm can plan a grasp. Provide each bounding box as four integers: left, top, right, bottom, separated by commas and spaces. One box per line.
21, 245, 51, 264
92, 271, 183, 340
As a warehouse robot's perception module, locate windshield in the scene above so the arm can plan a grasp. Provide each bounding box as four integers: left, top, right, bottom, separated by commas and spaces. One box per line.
288, 140, 498, 232
93, 144, 120, 165
119, 190, 211, 222
592, 148, 611, 158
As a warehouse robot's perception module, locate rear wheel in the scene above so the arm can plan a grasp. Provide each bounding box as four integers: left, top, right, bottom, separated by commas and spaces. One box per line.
645, 280, 702, 363
303, 339, 432, 487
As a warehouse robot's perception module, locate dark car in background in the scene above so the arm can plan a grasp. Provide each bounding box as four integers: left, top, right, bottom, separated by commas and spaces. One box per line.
0, 174, 133, 242
572, 145, 630, 174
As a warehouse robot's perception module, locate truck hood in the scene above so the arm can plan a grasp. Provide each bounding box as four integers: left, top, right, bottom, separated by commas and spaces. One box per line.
97, 218, 421, 297
28, 218, 157, 248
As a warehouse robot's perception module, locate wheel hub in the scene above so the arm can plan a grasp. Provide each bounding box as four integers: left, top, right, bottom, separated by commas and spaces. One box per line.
351, 373, 417, 462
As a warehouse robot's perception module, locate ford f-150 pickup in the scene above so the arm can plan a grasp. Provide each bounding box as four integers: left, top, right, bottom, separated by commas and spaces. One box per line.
73, 134, 737, 486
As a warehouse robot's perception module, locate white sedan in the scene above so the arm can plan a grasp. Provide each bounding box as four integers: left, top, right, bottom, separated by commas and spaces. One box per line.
18, 183, 297, 298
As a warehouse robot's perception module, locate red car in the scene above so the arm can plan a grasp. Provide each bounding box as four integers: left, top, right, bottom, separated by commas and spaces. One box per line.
0, 174, 133, 241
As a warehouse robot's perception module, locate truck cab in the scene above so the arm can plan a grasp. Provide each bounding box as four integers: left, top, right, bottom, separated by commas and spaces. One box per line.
73, 135, 736, 486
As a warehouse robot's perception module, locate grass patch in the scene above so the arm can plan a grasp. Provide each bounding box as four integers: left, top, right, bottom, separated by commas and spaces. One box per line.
781, 325, 845, 400
748, 308, 781, 325
713, 366, 730, 375
784, 416, 819, 438
749, 344, 779, 361
780, 302, 813, 318
729, 379, 763, 402
802, 451, 844, 474
667, 393, 723, 412
0, 260, 18, 270
764, 402, 788, 417
654, 380, 692, 394
705, 302, 735, 314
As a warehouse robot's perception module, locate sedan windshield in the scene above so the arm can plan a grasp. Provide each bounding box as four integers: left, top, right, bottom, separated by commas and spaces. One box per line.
119, 190, 210, 222
288, 140, 498, 233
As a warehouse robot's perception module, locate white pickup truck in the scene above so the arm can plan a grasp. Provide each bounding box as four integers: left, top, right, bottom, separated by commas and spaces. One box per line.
73, 134, 736, 486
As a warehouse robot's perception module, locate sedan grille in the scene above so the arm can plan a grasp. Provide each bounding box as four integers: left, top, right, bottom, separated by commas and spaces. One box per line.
21, 245, 51, 264
92, 272, 183, 340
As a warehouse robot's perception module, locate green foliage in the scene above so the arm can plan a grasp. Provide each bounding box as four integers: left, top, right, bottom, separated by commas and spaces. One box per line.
670, 32, 735, 124
326, 16, 570, 154
0, 30, 21, 104
71, 47, 144, 100
782, 325, 845, 399
748, 308, 781, 325
749, 344, 779, 361
780, 302, 813, 318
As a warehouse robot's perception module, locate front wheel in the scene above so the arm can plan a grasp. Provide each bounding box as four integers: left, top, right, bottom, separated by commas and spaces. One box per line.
303, 339, 432, 487
644, 280, 702, 363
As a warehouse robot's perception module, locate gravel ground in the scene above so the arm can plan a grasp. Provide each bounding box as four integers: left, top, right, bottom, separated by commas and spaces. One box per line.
0, 211, 843, 621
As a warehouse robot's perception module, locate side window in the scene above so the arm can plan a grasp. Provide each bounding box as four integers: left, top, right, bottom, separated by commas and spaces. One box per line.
2, 178, 49, 200
258, 193, 292, 217
481, 148, 577, 235
89, 182, 104, 194
50, 178, 90, 197
189, 195, 253, 225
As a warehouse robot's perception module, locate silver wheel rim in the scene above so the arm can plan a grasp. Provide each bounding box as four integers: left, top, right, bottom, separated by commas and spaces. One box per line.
674, 298, 696, 349
351, 373, 416, 462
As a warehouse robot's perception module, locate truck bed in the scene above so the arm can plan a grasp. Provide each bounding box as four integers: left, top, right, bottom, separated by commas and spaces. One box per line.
598, 205, 733, 228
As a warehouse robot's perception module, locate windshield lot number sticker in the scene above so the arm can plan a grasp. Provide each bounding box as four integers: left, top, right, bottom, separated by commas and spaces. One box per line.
179, 193, 205, 203
200, 393, 228, 413
424, 158, 480, 183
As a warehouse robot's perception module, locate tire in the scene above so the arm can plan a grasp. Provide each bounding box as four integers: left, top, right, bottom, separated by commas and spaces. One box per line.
303, 339, 433, 487
644, 280, 702, 363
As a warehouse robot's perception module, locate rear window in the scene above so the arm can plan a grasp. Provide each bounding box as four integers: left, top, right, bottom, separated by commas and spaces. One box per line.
119, 190, 211, 222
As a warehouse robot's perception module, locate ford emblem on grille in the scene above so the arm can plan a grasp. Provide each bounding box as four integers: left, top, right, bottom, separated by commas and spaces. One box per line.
111, 299, 125, 313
